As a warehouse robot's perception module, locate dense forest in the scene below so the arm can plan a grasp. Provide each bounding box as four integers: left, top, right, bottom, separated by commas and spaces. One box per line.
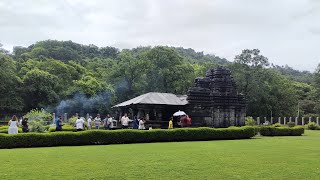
0, 40, 319, 118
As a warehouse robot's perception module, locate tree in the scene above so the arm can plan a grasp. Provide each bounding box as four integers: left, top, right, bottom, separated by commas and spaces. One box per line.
143, 46, 192, 93
234, 49, 269, 68
73, 74, 113, 96
0, 54, 24, 112
22, 69, 60, 110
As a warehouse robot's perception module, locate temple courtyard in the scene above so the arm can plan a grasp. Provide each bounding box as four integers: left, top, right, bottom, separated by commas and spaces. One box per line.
1, 130, 319, 179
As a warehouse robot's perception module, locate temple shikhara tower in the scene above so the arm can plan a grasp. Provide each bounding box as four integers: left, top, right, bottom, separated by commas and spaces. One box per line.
186, 67, 246, 127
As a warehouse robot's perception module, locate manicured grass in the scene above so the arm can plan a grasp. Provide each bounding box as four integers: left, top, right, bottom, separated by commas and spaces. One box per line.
0, 130, 319, 179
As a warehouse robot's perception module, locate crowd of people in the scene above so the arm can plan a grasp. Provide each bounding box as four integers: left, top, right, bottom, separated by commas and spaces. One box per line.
52, 113, 148, 131
5, 113, 191, 134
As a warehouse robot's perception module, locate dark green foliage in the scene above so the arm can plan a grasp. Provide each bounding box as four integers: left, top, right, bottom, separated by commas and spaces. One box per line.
0, 127, 255, 149
259, 126, 304, 136
1, 40, 318, 117
0, 54, 24, 112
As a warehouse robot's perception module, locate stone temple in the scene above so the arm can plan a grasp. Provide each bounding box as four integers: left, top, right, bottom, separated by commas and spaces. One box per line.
186, 67, 246, 127
113, 67, 246, 128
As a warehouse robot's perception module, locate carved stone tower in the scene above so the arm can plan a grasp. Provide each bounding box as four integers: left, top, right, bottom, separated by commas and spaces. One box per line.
186, 67, 246, 127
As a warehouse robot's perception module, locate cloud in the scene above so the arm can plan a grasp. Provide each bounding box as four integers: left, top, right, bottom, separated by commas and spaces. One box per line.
0, 0, 319, 71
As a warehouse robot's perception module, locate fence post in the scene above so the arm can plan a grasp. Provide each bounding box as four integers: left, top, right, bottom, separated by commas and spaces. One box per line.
309, 117, 312, 124
289, 117, 292, 122
284, 117, 286, 125
317, 117, 319, 125
52, 113, 55, 124
278, 117, 281, 124
64, 113, 68, 122
257, 117, 260, 125
302, 117, 305, 126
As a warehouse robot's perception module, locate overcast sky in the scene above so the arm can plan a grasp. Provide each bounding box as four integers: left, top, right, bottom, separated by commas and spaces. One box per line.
0, 0, 319, 71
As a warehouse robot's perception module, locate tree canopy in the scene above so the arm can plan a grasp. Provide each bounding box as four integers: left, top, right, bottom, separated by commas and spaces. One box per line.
0, 40, 318, 117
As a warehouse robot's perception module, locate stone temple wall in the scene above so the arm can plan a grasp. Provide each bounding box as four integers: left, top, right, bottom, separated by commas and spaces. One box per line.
186, 67, 246, 127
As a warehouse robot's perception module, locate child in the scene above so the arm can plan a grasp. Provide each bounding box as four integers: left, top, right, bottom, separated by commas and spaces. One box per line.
168, 117, 173, 129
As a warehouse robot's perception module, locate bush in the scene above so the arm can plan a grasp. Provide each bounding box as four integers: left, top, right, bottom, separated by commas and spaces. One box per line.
306, 122, 320, 130
24, 109, 52, 125
287, 122, 295, 128
28, 120, 46, 133
245, 116, 256, 126
260, 126, 304, 136
68, 116, 78, 127
0, 127, 255, 149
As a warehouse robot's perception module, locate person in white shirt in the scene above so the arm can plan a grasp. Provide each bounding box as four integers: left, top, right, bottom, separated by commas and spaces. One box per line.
87, 116, 92, 130
106, 114, 114, 130
94, 114, 102, 129
138, 117, 145, 130
76, 117, 85, 131
120, 113, 131, 129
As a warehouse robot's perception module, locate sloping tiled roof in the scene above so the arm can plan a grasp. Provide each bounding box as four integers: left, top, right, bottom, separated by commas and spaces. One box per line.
113, 92, 188, 107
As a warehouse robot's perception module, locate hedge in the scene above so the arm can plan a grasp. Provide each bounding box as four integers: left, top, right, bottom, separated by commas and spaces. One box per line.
0, 127, 255, 149
48, 125, 76, 132
0, 126, 23, 134
259, 126, 304, 136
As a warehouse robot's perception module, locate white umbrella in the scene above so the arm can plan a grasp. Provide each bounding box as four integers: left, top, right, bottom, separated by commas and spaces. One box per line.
173, 110, 186, 116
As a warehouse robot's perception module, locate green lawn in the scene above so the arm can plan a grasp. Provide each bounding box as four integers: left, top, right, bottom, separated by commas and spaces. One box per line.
0, 130, 319, 179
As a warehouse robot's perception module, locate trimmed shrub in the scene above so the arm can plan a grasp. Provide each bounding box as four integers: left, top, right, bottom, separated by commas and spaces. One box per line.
0, 126, 23, 134
48, 124, 77, 132
0, 128, 22, 134
306, 122, 320, 130
287, 122, 295, 128
260, 126, 304, 136
272, 123, 283, 127
245, 116, 256, 126
0, 127, 255, 149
